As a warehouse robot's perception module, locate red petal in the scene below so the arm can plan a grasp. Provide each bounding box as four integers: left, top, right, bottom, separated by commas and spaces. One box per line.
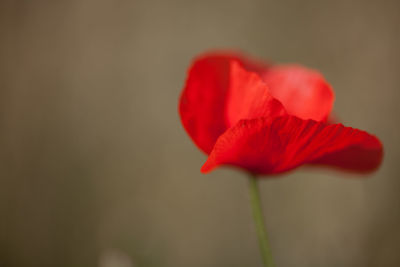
179, 54, 232, 154
179, 52, 281, 154
201, 116, 382, 175
225, 61, 286, 127
262, 65, 335, 121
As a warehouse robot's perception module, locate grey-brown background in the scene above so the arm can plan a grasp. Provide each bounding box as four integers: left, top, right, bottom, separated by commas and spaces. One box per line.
0, 0, 399, 266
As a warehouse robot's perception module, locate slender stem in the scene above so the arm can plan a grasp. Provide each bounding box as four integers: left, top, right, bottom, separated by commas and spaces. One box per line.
248, 174, 275, 267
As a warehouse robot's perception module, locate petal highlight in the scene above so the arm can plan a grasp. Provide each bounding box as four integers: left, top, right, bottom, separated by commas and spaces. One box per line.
225, 61, 286, 127
262, 65, 335, 121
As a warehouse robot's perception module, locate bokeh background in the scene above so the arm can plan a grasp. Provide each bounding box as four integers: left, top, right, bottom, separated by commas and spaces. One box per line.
0, 0, 399, 266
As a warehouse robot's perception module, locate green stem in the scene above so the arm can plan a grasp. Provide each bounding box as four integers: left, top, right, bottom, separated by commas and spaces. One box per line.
248, 175, 275, 267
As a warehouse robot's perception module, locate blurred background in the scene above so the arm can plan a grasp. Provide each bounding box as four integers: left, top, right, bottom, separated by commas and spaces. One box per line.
0, 0, 399, 266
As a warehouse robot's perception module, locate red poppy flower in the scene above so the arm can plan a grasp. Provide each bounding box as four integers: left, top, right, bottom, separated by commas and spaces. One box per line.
179, 51, 383, 175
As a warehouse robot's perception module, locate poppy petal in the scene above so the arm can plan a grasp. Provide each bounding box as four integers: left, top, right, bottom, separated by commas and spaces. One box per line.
179, 54, 233, 154
262, 65, 335, 121
225, 61, 286, 128
201, 116, 382, 175
179, 52, 281, 154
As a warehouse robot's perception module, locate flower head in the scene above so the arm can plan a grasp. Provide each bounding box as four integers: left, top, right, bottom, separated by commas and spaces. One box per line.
179, 51, 383, 176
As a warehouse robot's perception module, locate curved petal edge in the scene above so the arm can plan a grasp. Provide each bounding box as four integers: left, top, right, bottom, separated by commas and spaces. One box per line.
201, 116, 383, 175
179, 51, 279, 154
